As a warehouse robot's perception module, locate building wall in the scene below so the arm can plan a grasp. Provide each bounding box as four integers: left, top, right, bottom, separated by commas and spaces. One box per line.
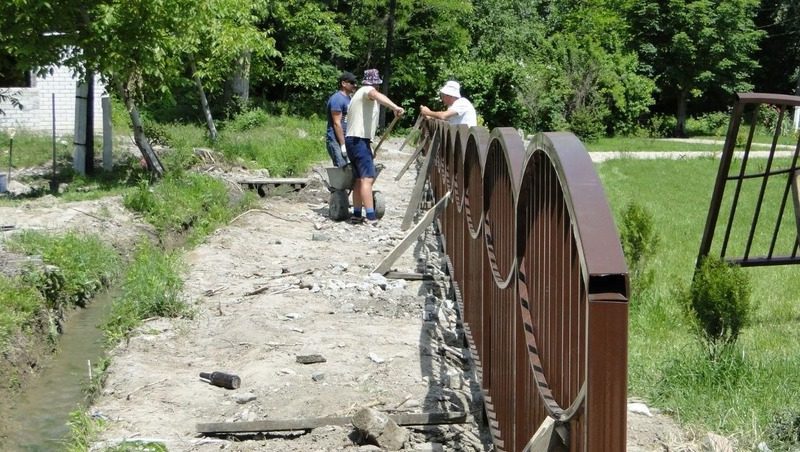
0, 65, 105, 136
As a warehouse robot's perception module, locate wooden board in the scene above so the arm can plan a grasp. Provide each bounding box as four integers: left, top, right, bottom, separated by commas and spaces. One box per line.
238, 178, 309, 185
238, 178, 309, 196
197, 411, 467, 434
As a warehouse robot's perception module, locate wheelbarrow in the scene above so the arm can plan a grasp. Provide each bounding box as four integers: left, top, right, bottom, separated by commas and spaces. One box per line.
322, 164, 386, 221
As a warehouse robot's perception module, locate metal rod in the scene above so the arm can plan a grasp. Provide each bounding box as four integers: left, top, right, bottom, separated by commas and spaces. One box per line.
7, 136, 11, 184
52, 93, 57, 192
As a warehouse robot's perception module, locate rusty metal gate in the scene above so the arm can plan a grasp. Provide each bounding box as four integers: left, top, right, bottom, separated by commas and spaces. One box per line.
416, 119, 629, 451
698, 93, 800, 268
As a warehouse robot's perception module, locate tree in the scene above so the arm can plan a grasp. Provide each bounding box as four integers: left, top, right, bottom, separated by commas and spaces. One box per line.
628, 0, 764, 136
252, 0, 351, 114
753, 0, 800, 95
1, 0, 274, 171
334, 0, 471, 122
181, 0, 275, 139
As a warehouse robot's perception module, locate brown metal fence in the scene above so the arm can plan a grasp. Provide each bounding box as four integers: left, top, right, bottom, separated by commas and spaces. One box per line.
698, 93, 800, 268
416, 119, 629, 451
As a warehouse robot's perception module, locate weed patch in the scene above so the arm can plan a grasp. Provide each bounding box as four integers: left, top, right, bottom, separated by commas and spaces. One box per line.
103, 243, 189, 344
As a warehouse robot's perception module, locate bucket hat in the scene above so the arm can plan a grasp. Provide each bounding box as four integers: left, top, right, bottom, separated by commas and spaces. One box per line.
362, 69, 383, 85
440, 81, 461, 99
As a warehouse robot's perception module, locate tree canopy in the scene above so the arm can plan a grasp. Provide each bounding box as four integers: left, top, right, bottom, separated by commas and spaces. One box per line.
0, 0, 794, 141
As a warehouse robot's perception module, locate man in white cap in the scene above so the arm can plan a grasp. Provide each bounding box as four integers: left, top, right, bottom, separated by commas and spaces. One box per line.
420, 80, 477, 127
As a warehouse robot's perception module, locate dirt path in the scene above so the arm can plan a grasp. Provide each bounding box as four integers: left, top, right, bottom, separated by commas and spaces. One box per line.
2, 138, 705, 450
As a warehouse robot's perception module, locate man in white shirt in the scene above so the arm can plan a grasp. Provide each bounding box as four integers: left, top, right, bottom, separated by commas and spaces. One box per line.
344, 69, 405, 225
420, 80, 477, 127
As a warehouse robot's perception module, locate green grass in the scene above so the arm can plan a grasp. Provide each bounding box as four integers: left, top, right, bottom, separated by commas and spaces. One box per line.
216, 110, 327, 176
141, 109, 328, 177
0, 276, 45, 348
0, 130, 72, 168
598, 157, 800, 449
5, 231, 121, 308
586, 136, 725, 153
102, 242, 189, 344
123, 171, 256, 243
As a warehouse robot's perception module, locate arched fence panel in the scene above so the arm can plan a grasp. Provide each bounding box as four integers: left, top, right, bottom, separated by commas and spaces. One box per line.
416, 118, 628, 451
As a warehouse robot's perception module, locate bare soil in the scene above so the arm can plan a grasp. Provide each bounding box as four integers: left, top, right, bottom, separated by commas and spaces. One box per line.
0, 139, 706, 451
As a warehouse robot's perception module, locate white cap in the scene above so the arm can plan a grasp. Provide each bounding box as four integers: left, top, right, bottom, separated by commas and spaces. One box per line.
440, 80, 461, 99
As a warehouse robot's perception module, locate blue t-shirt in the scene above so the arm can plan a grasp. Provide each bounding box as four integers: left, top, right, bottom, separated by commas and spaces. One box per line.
326, 91, 350, 143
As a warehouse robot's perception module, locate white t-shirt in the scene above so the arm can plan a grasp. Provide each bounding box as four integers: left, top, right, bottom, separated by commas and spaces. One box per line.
448, 97, 477, 127
346, 86, 380, 140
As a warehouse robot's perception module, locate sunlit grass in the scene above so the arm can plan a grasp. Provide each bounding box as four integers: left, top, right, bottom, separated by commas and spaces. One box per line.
102, 242, 188, 344
598, 157, 800, 449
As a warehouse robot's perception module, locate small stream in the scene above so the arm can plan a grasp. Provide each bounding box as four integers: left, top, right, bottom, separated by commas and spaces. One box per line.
1, 289, 116, 451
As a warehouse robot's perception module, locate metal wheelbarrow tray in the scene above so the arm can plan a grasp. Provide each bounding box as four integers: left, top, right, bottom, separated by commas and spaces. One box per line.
323, 164, 385, 221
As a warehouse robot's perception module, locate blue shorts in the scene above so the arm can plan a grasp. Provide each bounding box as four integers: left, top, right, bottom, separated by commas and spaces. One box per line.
344, 137, 376, 179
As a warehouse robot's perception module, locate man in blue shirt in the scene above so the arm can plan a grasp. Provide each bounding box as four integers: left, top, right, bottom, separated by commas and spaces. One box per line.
326, 71, 358, 167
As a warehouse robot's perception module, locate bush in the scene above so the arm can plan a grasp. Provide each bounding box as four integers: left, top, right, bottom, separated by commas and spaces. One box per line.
758, 104, 795, 136
692, 111, 730, 136
224, 108, 270, 132
619, 202, 659, 296
646, 114, 677, 138
686, 256, 752, 355
568, 105, 606, 142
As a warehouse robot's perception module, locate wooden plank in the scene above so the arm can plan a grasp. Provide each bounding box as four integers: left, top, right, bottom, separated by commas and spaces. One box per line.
373, 115, 401, 157
395, 136, 428, 181
373, 192, 450, 275
396, 115, 423, 154
238, 178, 309, 185
196, 411, 467, 434
401, 134, 439, 230
384, 271, 432, 281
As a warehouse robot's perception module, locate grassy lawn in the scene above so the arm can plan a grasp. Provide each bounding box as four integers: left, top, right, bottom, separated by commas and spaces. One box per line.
587, 136, 725, 153
597, 157, 800, 449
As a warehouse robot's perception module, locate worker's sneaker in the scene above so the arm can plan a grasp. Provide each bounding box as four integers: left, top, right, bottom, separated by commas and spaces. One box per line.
349, 216, 365, 224
365, 218, 379, 227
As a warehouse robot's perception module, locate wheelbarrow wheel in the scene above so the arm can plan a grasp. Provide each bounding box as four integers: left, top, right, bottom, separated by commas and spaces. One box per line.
373, 191, 386, 219
329, 190, 351, 221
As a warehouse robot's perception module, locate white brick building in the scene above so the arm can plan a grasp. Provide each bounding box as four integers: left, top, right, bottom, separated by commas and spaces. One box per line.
0, 65, 104, 136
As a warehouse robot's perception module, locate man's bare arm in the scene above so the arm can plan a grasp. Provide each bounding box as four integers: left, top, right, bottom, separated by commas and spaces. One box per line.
368, 89, 405, 116
331, 110, 346, 146
420, 105, 456, 121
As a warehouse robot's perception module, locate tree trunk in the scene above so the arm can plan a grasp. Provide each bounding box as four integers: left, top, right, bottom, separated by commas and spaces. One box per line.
675, 88, 689, 137
117, 80, 164, 177
380, 0, 396, 129
189, 58, 218, 141
224, 50, 251, 112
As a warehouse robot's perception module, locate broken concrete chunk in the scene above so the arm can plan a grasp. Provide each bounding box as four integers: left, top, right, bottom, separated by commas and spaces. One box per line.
234, 392, 257, 404
351, 407, 409, 451
296, 354, 327, 364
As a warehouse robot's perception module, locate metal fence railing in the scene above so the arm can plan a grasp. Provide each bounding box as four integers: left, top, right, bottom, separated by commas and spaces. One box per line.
698, 93, 800, 268
416, 119, 629, 451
